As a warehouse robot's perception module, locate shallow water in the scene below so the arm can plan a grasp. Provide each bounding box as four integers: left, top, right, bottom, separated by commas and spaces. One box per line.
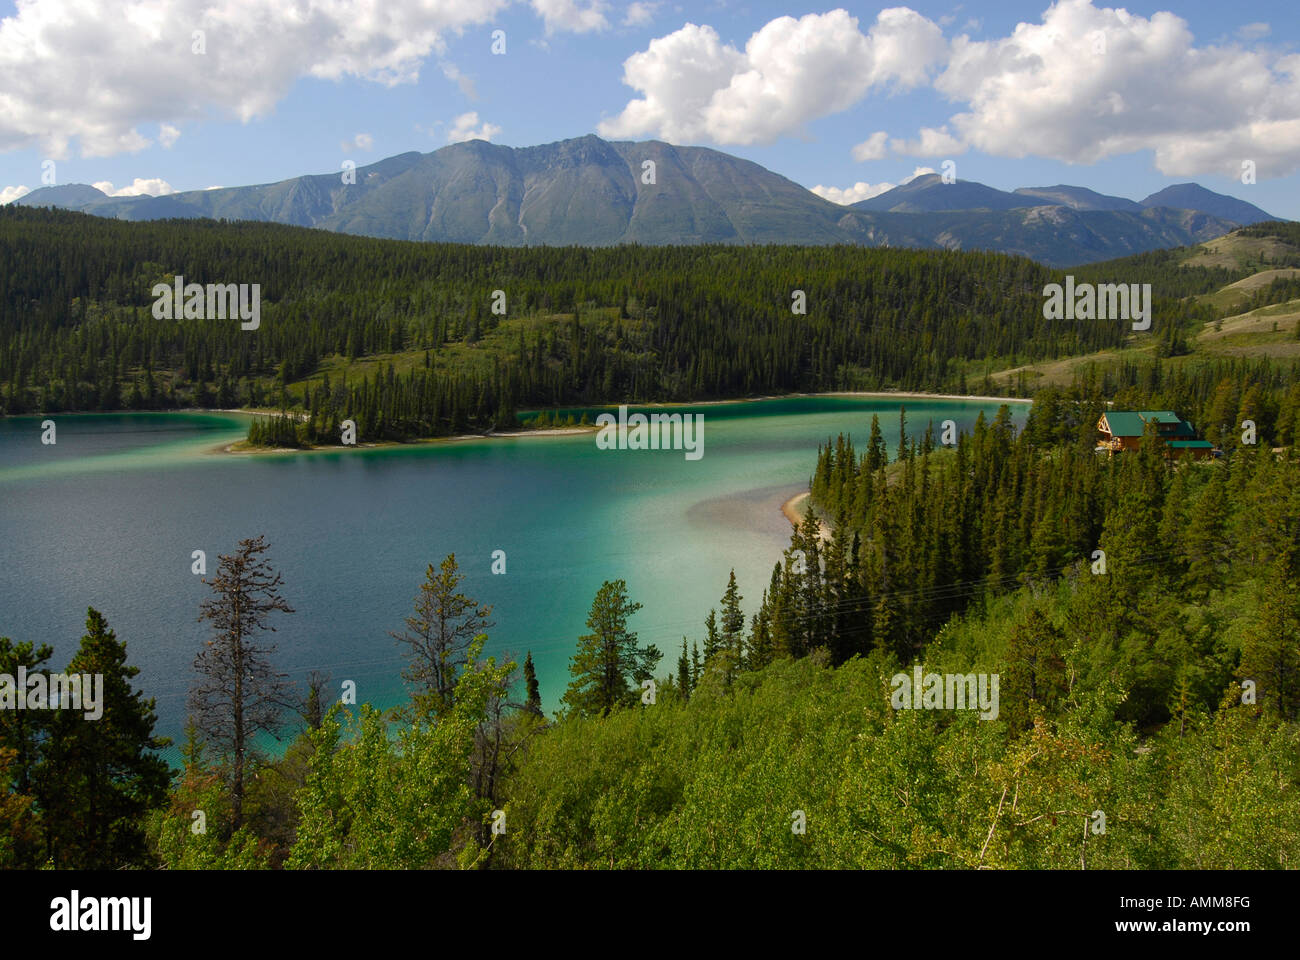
0, 397, 1027, 761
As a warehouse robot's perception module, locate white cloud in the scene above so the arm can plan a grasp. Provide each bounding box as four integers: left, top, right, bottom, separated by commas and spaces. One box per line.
933, 0, 1300, 178
890, 125, 965, 157
159, 123, 181, 148
340, 132, 374, 152
91, 178, 175, 197
811, 166, 936, 205
0, 185, 31, 205
531, 0, 608, 35
851, 131, 889, 162
596, 24, 745, 142
810, 181, 895, 204
0, 0, 527, 159
448, 112, 502, 143
1236, 23, 1270, 42
599, 8, 947, 145
623, 2, 657, 27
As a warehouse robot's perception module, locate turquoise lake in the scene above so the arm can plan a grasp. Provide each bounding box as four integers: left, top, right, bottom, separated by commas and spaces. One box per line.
0, 396, 1027, 762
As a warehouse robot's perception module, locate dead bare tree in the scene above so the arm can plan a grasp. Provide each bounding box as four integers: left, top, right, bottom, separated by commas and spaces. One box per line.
189, 534, 294, 829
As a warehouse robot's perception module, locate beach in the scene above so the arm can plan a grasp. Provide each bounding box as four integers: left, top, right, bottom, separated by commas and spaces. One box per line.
780, 490, 832, 541
212, 389, 1030, 456
213, 422, 595, 455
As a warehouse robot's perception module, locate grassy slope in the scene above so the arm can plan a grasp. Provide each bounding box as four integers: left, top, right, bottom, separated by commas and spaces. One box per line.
989, 227, 1300, 390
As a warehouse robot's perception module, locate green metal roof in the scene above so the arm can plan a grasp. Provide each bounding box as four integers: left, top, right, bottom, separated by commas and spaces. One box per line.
1103, 410, 1196, 437
1103, 412, 1147, 436
1167, 440, 1213, 448
1140, 411, 1197, 437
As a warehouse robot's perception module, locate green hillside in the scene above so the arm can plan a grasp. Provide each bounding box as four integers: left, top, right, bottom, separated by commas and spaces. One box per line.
0, 205, 1126, 441
991, 222, 1300, 391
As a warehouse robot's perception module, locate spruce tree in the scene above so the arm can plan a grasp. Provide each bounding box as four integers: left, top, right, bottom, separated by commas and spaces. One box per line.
39, 608, 170, 868
1184, 470, 1228, 596
719, 570, 745, 660
867, 414, 887, 472
703, 609, 720, 661
747, 607, 772, 671
300, 671, 330, 731
1238, 558, 1300, 720
523, 651, 543, 716
676, 640, 691, 699
797, 511, 825, 653
391, 554, 494, 717
562, 580, 659, 717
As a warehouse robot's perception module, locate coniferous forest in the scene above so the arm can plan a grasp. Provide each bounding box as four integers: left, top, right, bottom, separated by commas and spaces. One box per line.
4, 359, 1300, 869
0, 205, 1255, 443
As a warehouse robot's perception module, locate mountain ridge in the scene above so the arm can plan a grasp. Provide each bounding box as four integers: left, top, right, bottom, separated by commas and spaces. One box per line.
14, 134, 1284, 266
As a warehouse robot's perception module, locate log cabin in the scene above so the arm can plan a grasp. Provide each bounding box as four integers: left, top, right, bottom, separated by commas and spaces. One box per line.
1096, 410, 1216, 459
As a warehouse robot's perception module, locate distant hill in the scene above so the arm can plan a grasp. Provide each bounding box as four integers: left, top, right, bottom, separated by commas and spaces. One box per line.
1088, 220, 1300, 274
22, 183, 116, 208
836, 204, 1241, 266
1139, 184, 1275, 227
1013, 185, 1143, 212
855, 174, 1275, 224
13, 135, 1286, 266
849, 174, 1027, 212
982, 220, 1300, 391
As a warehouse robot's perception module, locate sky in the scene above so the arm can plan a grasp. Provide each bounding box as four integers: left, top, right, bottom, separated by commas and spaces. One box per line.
1, 0, 1298, 218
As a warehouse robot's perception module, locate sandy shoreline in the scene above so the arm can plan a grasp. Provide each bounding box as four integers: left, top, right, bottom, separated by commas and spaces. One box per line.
781, 491, 810, 525
780, 490, 832, 541
213, 424, 595, 456
212, 390, 1029, 455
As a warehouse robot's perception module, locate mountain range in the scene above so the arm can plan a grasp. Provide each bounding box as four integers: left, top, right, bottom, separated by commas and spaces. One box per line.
15, 134, 1283, 266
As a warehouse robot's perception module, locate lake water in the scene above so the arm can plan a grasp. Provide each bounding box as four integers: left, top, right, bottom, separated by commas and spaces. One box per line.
0, 396, 1026, 762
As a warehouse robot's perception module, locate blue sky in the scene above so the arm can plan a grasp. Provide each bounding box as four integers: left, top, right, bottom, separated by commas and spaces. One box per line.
1, 0, 1297, 218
